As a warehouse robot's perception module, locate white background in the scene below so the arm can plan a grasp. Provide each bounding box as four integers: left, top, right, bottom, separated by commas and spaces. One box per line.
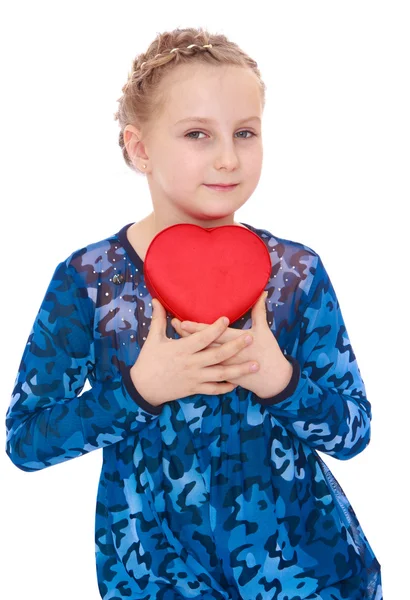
1, 1, 409, 598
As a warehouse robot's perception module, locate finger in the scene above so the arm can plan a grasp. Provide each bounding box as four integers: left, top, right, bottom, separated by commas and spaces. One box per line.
204, 356, 259, 382
171, 319, 205, 333
172, 321, 222, 348
170, 319, 190, 338
150, 298, 167, 339
171, 320, 196, 339
181, 321, 203, 331
186, 315, 230, 354
174, 323, 191, 338
198, 330, 253, 368
176, 320, 219, 336
181, 321, 236, 346
181, 320, 202, 330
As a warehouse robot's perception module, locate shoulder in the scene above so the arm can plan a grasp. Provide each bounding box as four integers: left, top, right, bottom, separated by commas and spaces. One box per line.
58, 227, 124, 283
244, 221, 318, 257
242, 221, 322, 298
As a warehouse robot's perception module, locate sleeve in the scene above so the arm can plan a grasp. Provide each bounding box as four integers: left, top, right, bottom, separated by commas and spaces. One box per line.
257, 254, 372, 461
5, 258, 163, 472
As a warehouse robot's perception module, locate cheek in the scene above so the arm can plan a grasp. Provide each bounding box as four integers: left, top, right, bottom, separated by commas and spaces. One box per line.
165, 152, 203, 185
181, 154, 206, 178
247, 145, 263, 169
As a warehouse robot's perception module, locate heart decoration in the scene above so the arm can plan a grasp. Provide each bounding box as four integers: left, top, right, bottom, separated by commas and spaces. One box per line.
144, 223, 272, 324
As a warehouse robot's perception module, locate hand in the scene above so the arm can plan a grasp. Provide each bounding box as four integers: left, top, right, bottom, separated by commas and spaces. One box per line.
171, 291, 293, 399
129, 298, 262, 407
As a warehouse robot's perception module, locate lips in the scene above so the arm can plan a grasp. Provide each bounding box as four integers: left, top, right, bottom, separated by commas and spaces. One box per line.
204, 183, 238, 191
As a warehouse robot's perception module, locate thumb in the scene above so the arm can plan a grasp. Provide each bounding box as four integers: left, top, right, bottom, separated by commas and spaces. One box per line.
252, 291, 268, 327
150, 298, 166, 337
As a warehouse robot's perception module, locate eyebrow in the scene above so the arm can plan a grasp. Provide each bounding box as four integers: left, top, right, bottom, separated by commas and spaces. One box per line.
174, 116, 261, 126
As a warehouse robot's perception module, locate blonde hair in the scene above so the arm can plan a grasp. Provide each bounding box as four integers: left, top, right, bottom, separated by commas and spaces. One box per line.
113, 27, 266, 173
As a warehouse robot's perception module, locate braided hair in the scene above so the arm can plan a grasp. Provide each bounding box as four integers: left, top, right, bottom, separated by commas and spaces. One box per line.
113, 27, 266, 173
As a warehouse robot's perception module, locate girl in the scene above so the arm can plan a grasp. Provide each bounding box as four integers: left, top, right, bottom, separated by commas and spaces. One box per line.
5, 27, 382, 600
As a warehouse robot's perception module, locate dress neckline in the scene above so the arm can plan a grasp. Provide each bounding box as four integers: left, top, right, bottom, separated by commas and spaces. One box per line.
115, 221, 257, 273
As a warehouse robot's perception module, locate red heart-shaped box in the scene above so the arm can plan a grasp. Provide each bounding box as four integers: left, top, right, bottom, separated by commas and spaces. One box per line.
144, 223, 272, 324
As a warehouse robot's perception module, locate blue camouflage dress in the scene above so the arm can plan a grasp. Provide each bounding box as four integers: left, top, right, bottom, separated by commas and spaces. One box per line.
5, 221, 382, 599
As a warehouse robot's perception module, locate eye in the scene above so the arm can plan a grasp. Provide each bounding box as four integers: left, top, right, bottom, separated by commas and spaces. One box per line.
186, 131, 207, 140
185, 130, 256, 140
236, 130, 255, 139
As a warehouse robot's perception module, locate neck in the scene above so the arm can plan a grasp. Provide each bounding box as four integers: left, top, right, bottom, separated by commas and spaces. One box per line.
144, 212, 242, 236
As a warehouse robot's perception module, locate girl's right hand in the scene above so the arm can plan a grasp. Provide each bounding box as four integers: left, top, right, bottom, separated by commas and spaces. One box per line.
129, 298, 258, 407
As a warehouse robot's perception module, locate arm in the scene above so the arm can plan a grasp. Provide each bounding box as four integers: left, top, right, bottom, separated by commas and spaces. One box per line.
5, 259, 162, 472
257, 254, 371, 461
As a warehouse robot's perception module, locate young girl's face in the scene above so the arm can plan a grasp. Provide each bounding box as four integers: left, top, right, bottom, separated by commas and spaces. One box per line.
135, 63, 264, 228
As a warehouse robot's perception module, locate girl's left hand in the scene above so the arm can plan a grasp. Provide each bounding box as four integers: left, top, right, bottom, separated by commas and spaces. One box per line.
170, 291, 293, 399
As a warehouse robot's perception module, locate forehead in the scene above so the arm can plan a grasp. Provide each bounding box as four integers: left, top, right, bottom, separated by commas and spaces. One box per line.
166, 62, 257, 89
161, 64, 262, 117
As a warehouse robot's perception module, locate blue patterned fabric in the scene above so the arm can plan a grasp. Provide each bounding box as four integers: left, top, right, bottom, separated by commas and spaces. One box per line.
5, 221, 382, 599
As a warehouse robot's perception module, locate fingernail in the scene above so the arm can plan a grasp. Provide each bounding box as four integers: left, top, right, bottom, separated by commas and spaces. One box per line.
223, 317, 229, 326
250, 363, 259, 371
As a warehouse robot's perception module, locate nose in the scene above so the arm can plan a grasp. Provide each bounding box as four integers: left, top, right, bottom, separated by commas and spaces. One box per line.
214, 139, 240, 170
